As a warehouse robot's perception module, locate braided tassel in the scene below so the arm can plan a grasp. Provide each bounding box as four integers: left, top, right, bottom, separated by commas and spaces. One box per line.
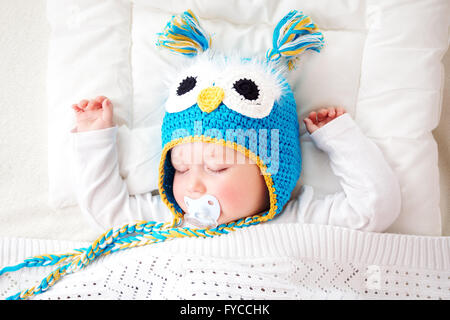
1, 220, 163, 300
6, 262, 73, 300
0, 251, 81, 276
156, 9, 211, 56
266, 10, 324, 70
2, 213, 270, 299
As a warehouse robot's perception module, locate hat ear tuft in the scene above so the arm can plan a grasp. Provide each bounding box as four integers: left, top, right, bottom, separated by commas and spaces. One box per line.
156, 10, 211, 57
266, 11, 324, 70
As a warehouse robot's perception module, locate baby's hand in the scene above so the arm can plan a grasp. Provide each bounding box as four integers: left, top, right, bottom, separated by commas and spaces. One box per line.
72, 96, 114, 132
303, 107, 346, 134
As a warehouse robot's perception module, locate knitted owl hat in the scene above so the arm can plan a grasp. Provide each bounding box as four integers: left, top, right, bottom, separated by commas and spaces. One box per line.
0, 9, 324, 300
157, 9, 324, 228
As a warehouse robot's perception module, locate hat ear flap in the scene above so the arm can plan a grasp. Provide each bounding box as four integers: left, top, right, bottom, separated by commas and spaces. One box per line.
266, 10, 324, 70
156, 10, 211, 57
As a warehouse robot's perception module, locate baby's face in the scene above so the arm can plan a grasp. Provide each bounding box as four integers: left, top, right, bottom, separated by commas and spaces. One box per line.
171, 142, 270, 225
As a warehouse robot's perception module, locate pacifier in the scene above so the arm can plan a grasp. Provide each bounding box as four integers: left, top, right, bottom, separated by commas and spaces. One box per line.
183, 194, 221, 228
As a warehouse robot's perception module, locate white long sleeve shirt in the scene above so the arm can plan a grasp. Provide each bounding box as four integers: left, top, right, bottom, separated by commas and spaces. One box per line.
71, 113, 401, 233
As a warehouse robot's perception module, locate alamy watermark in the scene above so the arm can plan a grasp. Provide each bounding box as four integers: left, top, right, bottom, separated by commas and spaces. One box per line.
171, 120, 280, 174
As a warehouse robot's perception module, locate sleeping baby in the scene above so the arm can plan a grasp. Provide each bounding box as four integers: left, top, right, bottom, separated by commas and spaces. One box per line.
71, 10, 401, 236
71, 95, 401, 233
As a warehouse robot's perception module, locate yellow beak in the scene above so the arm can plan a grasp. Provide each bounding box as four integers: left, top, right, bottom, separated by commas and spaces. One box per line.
197, 87, 225, 113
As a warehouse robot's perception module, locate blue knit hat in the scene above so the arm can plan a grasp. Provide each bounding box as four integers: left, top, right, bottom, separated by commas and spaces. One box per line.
157, 10, 324, 228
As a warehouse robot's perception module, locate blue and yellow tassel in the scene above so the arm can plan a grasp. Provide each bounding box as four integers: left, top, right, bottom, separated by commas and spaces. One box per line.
266, 10, 324, 70
156, 9, 211, 56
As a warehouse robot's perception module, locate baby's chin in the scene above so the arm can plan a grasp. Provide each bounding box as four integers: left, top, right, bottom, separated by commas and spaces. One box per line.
216, 211, 252, 226
216, 213, 228, 225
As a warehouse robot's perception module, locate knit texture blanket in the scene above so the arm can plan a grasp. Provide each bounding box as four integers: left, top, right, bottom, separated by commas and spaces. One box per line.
1, 224, 449, 300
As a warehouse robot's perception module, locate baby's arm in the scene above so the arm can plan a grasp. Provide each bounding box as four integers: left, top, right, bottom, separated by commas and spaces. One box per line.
296, 107, 401, 232
71, 97, 170, 232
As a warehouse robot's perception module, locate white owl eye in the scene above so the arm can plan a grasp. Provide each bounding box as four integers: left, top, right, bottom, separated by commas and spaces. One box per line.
220, 67, 280, 119
165, 59, 216, 113
165, 73, 203, 113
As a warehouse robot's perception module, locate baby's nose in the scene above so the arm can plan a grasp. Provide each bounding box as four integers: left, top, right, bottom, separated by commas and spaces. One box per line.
187, 174, 207, 195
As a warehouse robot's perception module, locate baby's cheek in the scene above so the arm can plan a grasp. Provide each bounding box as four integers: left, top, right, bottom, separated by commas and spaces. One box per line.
216, 185, 240, 211
215, 178, 251, 215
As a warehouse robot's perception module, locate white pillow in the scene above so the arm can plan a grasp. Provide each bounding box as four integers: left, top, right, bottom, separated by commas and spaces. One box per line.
47, 0, 449, 235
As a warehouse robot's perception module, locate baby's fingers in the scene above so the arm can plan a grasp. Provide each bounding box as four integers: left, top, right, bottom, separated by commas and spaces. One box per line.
78, 99, 89, 109
328, 107, 336, 118
336, 107, 346, 117
95, 96, 108, 104
101, 98, 113, 123
308, 111, 318, 124
72, 104, 83, 113
303, 117, 318, 134
102, 98, 112, 108
86, 99, 102, 111
317, 108, 328, 122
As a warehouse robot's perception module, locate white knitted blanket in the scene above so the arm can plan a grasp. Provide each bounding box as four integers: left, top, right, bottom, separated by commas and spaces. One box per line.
1, 224, 449, 300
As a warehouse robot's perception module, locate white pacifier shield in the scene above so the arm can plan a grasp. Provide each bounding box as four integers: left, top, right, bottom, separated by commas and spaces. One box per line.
184, 194, 221, 228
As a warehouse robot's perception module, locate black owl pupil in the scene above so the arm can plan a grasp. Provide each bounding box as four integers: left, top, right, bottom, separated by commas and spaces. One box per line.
177, 76, 197, 96
233, 79, 259, 100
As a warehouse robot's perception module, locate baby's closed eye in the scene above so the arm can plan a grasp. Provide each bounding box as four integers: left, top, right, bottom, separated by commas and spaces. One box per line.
204, 166, 229, 174
172, 162, 230, 174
